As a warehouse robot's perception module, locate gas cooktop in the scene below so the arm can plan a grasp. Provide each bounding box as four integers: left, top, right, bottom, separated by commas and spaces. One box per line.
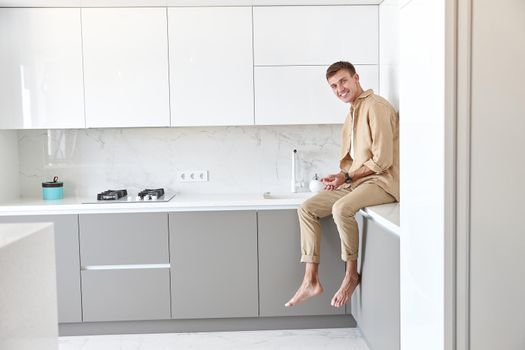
82, 188, 175, 204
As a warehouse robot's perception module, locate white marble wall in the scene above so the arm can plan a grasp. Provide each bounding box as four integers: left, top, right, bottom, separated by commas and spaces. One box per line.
0, 130, 20, 201
17, 125, 342, 198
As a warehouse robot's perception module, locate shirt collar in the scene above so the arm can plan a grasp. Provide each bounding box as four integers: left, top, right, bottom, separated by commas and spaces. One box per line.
352, 89, 374, 108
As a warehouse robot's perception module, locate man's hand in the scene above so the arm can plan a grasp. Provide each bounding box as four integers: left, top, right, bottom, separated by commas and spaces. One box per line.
320, 173, 345, 191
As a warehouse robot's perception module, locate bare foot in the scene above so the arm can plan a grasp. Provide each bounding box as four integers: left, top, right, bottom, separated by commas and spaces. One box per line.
285, 280, 324, 307
330, 274, 360, 308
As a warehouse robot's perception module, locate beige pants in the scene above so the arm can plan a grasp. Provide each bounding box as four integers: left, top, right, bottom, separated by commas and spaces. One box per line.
298, 182, 395, 263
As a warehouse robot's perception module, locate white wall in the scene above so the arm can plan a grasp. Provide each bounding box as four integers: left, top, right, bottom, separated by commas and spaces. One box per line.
399, 0, 445, 349
379, 0, 399, 112
16, 126, 341, 198
0, 130, 20, 201
469, 1, 525, 349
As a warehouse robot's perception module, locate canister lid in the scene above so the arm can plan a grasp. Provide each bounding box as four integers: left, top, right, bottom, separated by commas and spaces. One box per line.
42, 182, 63, 188
42, 176, 63, 188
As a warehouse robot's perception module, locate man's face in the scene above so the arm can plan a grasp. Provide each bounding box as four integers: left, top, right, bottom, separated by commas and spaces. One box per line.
327, 69, 360, 104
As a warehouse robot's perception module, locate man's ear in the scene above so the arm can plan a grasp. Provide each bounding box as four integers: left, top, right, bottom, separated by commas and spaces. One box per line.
353, 73, 360, 83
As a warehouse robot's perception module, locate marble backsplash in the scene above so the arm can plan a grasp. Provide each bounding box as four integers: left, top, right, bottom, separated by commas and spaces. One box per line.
17, 125, 342, 199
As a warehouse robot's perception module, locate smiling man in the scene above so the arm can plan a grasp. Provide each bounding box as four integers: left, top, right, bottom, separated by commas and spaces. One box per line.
285, 61, 399, 308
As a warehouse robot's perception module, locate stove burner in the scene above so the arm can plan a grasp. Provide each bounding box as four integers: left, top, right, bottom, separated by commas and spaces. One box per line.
138, 188, 165, 200
97, 189, 128, 201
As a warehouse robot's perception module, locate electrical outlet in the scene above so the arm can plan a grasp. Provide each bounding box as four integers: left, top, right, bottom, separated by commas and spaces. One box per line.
176, 170, 209, 182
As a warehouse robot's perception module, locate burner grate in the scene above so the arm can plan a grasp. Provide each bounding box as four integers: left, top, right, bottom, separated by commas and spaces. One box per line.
97, 189, 128, 201
138, 188, 165, 200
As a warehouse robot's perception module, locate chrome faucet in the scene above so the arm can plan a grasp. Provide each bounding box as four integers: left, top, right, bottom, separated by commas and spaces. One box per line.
291, 149, 303, 193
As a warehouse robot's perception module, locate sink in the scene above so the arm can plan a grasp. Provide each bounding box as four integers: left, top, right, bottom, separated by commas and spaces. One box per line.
263, 192, 315, 200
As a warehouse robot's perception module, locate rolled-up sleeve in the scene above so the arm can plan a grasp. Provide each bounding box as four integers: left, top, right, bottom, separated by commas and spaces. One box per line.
363, 103, 394, 174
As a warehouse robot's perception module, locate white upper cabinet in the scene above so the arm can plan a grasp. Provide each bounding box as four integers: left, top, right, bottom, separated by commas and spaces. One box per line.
255, 65, 378, 125
253, 5, 379, 125
0, 8, 84, 129
253, 6, 378, 65
82, 8, 170, 128
168, 7, 254, 126
0, 5, 380, 129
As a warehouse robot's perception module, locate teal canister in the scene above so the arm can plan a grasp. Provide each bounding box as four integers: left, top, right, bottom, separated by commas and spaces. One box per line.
42, 176, 64, 200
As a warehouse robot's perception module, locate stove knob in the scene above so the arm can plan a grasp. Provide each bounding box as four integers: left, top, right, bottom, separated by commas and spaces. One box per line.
151, 195, 158, 201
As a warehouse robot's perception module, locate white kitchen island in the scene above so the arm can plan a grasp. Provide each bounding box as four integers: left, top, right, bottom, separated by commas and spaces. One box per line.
0, 223, 58, 350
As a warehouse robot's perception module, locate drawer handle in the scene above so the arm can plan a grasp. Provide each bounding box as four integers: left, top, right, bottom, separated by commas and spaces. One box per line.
81, 264, 170, 271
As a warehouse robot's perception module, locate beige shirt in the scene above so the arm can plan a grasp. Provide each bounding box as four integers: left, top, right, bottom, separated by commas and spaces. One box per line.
338, 89, 400, 201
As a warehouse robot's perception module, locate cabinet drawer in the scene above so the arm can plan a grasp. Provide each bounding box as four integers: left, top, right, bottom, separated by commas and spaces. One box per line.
81, 268, 171, 322
79, 213, 169, 266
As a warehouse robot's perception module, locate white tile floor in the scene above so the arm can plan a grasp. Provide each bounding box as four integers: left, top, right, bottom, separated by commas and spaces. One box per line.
59, 328, 370, 350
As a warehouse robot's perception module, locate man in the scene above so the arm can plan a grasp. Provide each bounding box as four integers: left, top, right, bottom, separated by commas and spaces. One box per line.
285, 61, 399, 308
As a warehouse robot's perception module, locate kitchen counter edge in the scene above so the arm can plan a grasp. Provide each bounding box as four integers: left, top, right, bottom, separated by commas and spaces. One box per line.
0, 194, 399, 233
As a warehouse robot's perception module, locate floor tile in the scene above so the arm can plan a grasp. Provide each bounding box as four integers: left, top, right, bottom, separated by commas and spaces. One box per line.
59, 328, 370, 350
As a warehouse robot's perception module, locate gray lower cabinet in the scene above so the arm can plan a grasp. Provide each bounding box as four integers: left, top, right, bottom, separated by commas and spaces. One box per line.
258, 210, 346, 316
79, 212, 169, 265
351, 217, 400, 350
0, 214, 81, 323
169, 211, 258, 319
79, 213, 171, 322
81, 269, 171, 322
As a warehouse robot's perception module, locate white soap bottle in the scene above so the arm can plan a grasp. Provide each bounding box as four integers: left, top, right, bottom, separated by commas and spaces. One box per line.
309, 174, 324, 193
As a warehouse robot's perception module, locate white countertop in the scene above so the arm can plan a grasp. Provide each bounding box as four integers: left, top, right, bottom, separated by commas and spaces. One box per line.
361, 202, 400, 234
0, 192, 399, 233
0, 193, 308, 214
0, 223, 53, 249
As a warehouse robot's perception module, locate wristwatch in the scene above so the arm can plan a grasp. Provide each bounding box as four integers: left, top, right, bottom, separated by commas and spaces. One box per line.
343, 172, 352, 184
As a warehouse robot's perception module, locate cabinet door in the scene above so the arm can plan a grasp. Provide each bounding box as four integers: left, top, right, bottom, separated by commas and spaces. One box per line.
82, 8, 170, 128
168, 7, 254, 126
258, 210, 345, 316
254, 6, 378, 66
350, 217, 400, 350
79, 213, 169, 266
0, 8, 84, 129
255, 65, 379, 125
0, 215, 81, 323
169, 211, 258, 319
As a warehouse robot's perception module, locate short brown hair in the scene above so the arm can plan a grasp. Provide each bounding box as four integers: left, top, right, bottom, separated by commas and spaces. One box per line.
326, 61, 356, 80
